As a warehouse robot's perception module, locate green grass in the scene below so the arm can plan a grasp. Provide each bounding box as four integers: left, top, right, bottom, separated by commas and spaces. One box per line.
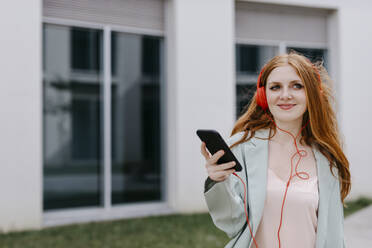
344, 197, 372, 217
0, 214, 229, 248
0, 197, 371, 248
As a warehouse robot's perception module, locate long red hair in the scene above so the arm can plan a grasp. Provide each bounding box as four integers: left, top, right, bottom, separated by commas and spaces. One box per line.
230, 51, 351, 203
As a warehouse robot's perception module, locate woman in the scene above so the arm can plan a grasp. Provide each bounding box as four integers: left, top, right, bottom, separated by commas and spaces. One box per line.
200, 52, 351, 248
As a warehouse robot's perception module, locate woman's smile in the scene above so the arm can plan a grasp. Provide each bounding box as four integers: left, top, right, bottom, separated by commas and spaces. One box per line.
277, 104, 296, 110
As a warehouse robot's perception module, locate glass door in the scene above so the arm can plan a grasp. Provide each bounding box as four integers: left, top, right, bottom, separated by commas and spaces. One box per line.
43, 23, 164, 211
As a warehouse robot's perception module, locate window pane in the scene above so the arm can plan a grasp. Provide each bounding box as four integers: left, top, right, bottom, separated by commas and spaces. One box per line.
111, 33, 163, 204
236, 44, 278, 117
43, 24, 103, 210
71, 27, 101, 71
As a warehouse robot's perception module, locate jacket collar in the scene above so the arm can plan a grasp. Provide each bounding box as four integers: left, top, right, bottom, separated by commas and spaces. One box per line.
243, 128, 334, 248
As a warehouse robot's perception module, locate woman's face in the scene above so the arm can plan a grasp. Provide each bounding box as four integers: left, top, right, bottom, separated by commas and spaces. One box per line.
265, 65, 307, 124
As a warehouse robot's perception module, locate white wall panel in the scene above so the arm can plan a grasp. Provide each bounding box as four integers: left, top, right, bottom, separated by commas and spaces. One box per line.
0, 0, 42, 232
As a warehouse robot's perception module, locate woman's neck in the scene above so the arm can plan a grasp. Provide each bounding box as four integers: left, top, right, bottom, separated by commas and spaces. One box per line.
270, 118, 304, 145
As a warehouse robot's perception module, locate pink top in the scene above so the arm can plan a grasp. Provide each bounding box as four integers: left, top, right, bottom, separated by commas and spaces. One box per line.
254, 167, 319, 248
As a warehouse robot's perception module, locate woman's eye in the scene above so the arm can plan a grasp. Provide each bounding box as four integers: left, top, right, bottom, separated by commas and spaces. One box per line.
294, 83, 304, 89
269, 85, 280, 90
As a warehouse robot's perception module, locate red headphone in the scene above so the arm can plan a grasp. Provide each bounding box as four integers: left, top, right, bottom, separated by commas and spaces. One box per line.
256, 67, 269, 110
232, 57, 323, 247
255, 57, 323, 111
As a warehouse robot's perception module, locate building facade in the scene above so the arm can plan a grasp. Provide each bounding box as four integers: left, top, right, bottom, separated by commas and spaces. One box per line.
0, 0, 371, 232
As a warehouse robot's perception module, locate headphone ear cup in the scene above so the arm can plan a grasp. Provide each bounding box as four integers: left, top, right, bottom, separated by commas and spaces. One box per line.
256, 86, 268, 111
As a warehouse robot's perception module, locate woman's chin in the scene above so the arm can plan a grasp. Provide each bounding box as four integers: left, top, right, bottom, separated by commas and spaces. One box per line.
272, 114, 304, 124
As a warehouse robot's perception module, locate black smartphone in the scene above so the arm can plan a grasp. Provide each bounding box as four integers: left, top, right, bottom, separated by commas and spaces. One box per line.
196, 129, 242, 172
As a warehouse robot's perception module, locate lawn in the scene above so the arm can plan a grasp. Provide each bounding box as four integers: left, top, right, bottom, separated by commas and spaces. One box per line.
0, 197, 371, 248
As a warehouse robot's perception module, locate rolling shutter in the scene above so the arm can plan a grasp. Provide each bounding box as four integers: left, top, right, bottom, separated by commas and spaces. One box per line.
43, 0, 164, 31
236, 1, 331, 44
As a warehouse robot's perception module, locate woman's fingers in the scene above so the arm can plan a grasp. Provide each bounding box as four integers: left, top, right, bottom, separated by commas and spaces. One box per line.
200, 142, 211, 160
207, 161, 236, 172
206, 161, 236, 182
200, 142, 225, 165
200, 142, 236, 182
212, 169, 236, 181
207, 150, 225, 165
219, 161, 236, 170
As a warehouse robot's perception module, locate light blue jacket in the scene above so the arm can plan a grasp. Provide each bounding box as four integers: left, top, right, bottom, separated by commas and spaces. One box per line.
204, 129, 345, 247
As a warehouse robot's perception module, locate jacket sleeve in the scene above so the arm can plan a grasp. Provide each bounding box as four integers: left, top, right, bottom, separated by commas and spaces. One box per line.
325, 175, 346, 247
203, 132, 248, 238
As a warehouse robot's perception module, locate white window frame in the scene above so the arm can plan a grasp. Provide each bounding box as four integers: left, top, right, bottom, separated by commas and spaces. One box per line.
235, 38, 329, 79
234, 39, 329, 118
42, 17, 170, 227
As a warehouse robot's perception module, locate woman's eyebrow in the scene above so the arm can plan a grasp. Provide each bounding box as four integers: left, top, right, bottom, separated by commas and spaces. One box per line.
267, 80, 302, 84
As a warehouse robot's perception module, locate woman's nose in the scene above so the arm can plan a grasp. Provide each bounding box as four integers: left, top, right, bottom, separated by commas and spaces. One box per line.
280, 87, 292, 99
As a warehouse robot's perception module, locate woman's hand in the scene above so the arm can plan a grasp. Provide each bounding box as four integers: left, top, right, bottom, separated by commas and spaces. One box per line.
200, 142, 236, 182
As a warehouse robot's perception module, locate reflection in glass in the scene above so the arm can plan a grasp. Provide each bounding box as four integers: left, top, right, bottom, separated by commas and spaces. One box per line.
111, 33, 163, 204
287, 47, 328, 69
43, 24, 103, 210
235, 44, 278, 118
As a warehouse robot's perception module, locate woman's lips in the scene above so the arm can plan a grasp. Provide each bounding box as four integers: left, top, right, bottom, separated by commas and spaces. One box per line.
278, 104, 296, 110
